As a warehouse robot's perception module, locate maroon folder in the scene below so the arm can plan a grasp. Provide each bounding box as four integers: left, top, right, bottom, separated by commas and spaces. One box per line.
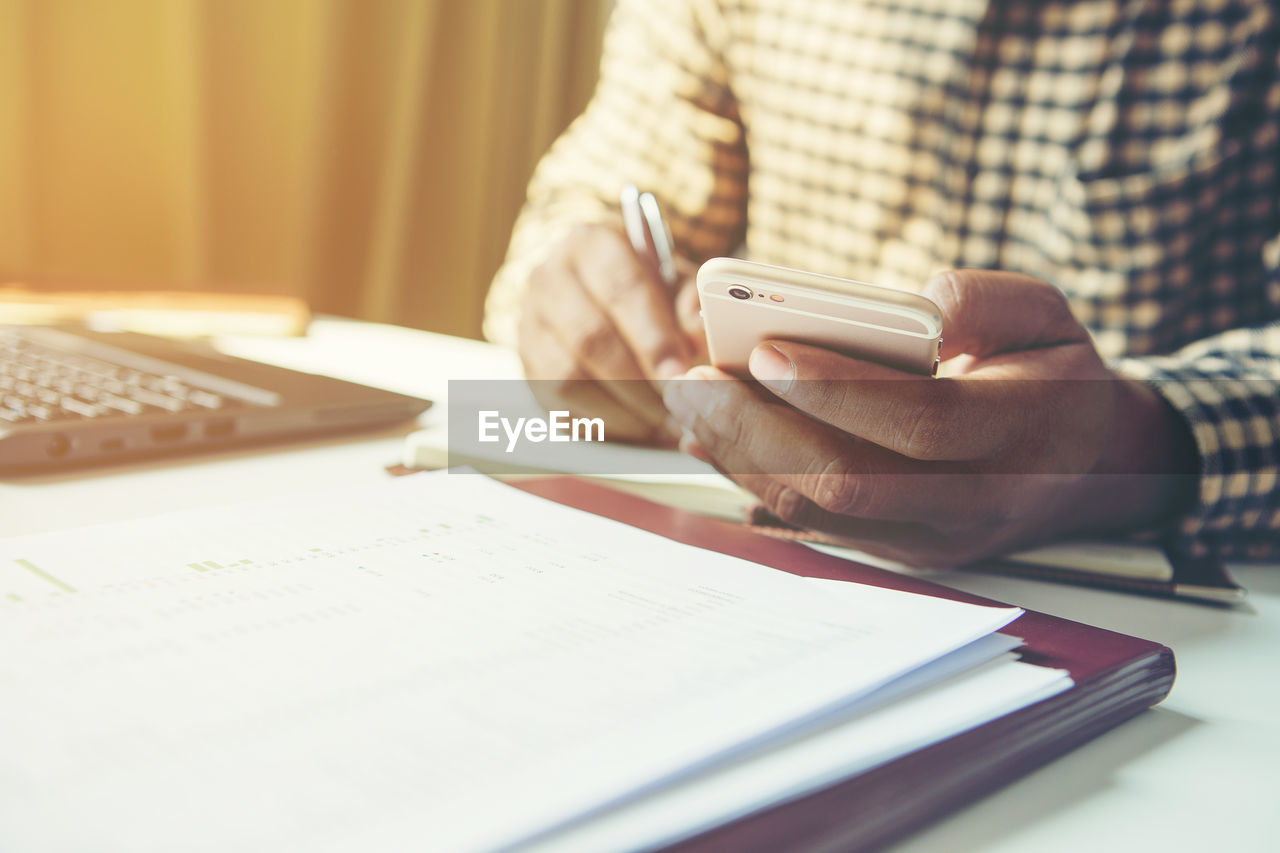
513, 476, 1176, 853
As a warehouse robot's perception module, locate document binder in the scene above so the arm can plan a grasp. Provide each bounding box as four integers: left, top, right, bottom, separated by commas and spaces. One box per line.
514, 476, 1177, 852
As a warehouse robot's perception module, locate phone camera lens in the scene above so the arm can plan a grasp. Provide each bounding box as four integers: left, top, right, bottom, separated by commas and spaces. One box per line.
728, 286, 753, 300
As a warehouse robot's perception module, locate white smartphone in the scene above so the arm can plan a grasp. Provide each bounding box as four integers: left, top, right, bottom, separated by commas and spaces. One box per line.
697, 258, 943, 376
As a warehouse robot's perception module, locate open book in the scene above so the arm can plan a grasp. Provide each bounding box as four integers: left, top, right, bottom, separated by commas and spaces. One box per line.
0, 472, 1068, 852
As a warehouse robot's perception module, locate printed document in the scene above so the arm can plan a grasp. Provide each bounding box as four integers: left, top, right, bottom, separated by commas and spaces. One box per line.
0, 473, 1055, 852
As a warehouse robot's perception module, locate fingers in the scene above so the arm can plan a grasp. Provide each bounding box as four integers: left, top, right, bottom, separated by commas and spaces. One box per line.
742, 269, 1113, 464
921, 270, 1091, 359
570, 226, 694, 382
516, 224, 706, 443
672, 256, 707, 357
664, 368, 1019, 565
518, 308, 674, 445
529, 291, 673, 434
745, 490, 956, 567
664, 367, 972, 521
665, 371, 961, 562
748, 342, 1010, 460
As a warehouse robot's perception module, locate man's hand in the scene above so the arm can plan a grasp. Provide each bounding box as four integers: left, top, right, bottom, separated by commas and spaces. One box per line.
663, 270, 1199, 565
517, 223, 705, 445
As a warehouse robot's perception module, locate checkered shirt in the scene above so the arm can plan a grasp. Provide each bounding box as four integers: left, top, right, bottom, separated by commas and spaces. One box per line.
485, 0, 1280, 560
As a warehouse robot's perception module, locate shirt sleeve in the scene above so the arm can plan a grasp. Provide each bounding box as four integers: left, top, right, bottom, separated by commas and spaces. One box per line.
1114, 239, 1280, 561
482, 0, 747, 346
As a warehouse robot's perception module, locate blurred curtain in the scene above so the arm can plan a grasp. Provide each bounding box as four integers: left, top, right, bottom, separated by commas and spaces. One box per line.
0, 0, 605, 339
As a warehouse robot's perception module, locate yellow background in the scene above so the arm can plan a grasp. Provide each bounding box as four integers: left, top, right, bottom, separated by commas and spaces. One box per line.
0, 0, 604, 339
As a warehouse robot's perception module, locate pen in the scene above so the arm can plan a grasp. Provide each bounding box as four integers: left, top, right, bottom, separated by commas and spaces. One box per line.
620, 183, 678, 289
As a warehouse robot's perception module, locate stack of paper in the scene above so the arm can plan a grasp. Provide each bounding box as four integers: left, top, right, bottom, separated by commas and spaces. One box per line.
0, 473, 1068, 852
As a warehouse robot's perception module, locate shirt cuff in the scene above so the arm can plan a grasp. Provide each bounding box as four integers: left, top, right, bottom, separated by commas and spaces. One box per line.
1113, 356, 1279, 560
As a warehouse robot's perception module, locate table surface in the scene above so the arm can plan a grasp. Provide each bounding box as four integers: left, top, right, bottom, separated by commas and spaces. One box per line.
3, 317, 1276, 853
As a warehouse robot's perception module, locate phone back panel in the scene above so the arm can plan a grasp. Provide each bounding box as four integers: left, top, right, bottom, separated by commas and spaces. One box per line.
697, 258, 942, 376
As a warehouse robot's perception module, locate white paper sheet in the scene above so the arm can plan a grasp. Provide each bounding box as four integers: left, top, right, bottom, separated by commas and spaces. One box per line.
520, 649, 1069, 853
0, 472, 1021, 852
403, 420, 728, 483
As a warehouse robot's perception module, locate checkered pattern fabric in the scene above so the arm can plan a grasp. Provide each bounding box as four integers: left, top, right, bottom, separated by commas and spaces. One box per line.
485, 0, 1280, 560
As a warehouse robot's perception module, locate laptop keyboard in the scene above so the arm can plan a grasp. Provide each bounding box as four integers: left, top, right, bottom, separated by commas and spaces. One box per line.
0, 330, 235, 424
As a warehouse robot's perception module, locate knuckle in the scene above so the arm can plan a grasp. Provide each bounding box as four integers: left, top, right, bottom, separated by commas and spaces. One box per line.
696, 404, 748, 467
528, 249, 574, 296
571, 322, 618, 366
566, 222, 621, 266
671, 391, 715, 441
600, 267, 649, 307
588, 239, 643, 292
922, 270, 967, 314
566, 221, 599, 244
768, 484, 820, 529
805, 457, 868, 516
563, 225, 634, 291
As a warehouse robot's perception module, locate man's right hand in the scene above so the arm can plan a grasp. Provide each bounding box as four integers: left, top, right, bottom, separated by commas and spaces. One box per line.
516, 223, 705, 445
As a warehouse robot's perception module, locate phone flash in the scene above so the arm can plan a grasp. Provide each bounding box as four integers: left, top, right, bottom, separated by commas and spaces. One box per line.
770, 294, 785, 302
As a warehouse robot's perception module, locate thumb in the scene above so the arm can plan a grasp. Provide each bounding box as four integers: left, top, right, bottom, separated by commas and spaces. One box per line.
923, 270, 1089, 359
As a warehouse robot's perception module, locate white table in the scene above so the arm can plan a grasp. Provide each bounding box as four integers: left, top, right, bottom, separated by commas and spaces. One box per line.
3, 317, 1275, 852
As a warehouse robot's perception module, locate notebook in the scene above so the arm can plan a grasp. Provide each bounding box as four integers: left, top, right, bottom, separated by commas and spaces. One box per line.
0, 325, 430, 471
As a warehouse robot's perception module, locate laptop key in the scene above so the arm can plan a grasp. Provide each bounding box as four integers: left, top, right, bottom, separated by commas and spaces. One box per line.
99, 394, 144, 415
73, 384, 103, 402
125, 387, 186, 412
60, 397, 103, 418
188, 390, 223, 409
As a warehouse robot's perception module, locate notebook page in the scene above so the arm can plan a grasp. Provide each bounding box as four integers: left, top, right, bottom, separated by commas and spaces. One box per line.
0, 473, 1019, 852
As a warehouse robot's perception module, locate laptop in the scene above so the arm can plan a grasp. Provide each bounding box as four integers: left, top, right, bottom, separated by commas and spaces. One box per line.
0, 325, 431, 472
